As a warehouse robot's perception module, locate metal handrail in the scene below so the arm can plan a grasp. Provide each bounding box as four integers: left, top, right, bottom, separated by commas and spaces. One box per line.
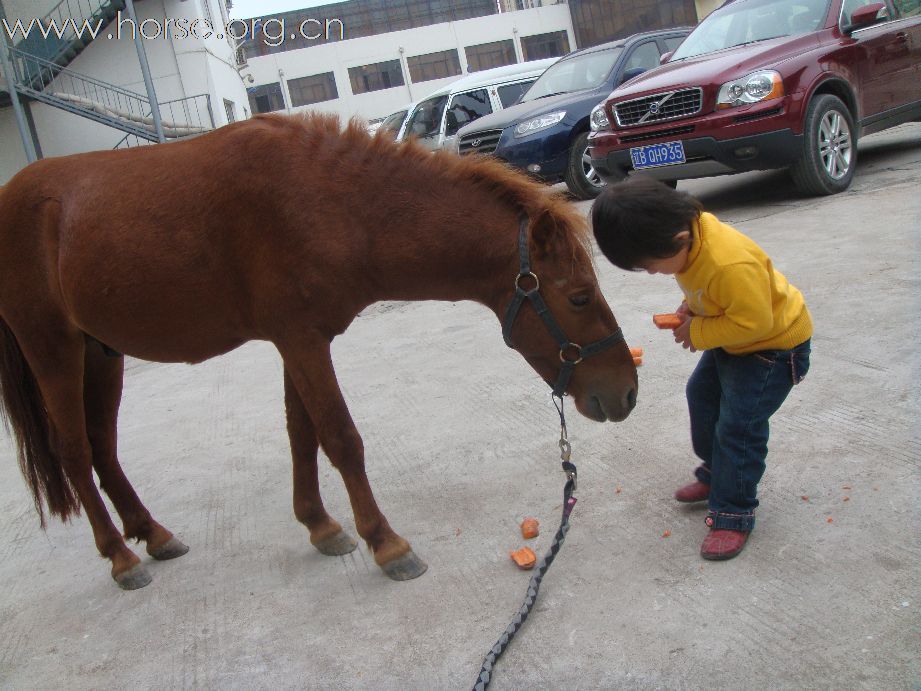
9, 0, 125, 62
7, 46, 214, 142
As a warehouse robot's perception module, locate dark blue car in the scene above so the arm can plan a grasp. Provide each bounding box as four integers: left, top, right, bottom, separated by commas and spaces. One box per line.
455, 28, 692, 199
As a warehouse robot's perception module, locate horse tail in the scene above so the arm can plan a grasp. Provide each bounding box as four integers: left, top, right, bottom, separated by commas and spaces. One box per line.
0, 318, 80, 527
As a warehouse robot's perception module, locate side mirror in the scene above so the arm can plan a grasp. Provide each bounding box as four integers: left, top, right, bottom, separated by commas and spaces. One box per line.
844, 2, 886, 33
659, 51, 674, 65
619, 67, 646, 86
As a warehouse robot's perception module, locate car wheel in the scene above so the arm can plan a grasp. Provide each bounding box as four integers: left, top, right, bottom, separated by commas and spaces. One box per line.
790, 94, 856, 196
564, 132, 607, 200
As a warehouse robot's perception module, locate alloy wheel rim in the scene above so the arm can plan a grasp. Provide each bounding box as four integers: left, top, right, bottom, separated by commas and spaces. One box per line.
581, 146, 604, 188
818, 110, 852, 180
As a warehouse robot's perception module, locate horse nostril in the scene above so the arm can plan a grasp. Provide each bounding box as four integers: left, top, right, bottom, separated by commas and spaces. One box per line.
626, 387, 637, 411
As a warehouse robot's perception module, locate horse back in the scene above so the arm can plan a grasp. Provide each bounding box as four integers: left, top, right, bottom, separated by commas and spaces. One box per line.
0, 125, 332, 362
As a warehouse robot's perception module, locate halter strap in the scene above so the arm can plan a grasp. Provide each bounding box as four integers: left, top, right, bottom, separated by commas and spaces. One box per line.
502, 216, 624, 397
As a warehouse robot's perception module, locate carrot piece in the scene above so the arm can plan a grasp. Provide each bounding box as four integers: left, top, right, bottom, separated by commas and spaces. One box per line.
520, 518, 539, 539
510, 546, 537, 569
629, 346, 644, 358
662, 530, 671, 538
633, 356, 643, 367
653, 313, 683, 329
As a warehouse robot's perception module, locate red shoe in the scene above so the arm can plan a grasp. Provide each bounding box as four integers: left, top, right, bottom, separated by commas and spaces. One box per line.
674, 481, 709, 503
700, 529, 749, 560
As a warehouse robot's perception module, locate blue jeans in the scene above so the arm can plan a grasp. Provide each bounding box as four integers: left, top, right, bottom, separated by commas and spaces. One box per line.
687, 339, 811, 531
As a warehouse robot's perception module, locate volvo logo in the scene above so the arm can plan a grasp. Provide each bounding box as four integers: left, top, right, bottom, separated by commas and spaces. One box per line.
648, 103, 660, 115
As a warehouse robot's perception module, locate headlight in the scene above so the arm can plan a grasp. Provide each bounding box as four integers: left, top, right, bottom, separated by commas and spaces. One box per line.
717, 70, 784, 109
514, 111, 566, 137
590, 102, 610, 132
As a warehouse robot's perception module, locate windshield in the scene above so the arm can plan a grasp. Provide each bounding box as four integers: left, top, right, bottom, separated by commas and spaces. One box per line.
521, 48, 623, 101
671, 0, 830, 60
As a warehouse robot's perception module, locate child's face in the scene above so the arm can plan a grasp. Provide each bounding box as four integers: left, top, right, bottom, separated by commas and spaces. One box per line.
637, 230, 692, 275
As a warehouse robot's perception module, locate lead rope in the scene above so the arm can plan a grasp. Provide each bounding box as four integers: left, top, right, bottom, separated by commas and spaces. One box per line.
472, 393, 578, 691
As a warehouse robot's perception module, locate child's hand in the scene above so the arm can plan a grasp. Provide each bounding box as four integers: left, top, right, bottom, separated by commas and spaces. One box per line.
673, 314, 696, 352
676, 300, 691, 317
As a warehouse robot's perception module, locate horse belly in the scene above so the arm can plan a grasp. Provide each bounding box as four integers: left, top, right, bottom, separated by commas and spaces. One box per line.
59, 241, 252, 364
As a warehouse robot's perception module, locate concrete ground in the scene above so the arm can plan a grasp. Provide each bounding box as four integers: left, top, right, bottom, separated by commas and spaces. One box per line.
0, 123, 918, 690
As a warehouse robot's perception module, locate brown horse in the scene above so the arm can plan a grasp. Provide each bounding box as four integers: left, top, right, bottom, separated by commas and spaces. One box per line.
0, 113, 637, 590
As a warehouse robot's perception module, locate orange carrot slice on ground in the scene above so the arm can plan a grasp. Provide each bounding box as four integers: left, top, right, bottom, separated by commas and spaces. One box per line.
653, 313, 683, 329
629, 346, 644, 357
510, 546, 537, 569
520, 518, 539, 539
633, 356, 643, 367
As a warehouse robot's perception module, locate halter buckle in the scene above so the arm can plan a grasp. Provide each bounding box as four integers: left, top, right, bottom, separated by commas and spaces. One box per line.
559, 343, 583, 365
514, 271, 539, 293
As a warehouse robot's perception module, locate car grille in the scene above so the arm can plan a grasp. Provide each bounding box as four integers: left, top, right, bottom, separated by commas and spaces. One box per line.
458, 129, 503, 156
614, 88, 703, 127
620, 125, 695, 145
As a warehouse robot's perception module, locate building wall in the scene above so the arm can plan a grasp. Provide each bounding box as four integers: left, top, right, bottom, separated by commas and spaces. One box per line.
694, 0, 724, 20
0, 0, 249, 183
568, 0, 700, 47
243, 4, 574, 125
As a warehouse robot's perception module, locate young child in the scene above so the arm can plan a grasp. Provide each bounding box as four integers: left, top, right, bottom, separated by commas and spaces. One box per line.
591, 177, 812, 560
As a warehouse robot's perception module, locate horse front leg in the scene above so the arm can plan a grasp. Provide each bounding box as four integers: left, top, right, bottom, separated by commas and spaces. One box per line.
280, 342, 428, 581
283, 367, 357, 556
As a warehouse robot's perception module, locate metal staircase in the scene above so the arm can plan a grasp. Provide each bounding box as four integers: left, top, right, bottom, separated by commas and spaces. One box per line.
5, 46, 213, 142
1, 0, 214, 148
1, 0, 126, 107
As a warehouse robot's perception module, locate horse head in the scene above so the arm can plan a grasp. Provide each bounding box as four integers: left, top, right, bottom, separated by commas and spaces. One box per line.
500, 207, 638, 423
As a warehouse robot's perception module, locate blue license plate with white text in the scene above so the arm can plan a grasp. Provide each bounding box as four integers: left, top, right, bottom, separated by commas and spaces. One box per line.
630, 141, 686, 170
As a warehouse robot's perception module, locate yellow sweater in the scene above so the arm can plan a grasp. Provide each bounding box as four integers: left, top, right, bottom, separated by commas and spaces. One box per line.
677, 213, 813, 354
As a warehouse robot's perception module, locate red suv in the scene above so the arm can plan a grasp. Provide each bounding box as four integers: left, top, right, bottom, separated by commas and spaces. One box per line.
588, 0, 921, 195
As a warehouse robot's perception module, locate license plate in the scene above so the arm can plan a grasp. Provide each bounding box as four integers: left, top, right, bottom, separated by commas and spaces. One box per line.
630, 141, 686, 170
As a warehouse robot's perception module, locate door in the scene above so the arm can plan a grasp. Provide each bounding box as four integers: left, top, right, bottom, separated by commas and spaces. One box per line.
844, 0, 913, 121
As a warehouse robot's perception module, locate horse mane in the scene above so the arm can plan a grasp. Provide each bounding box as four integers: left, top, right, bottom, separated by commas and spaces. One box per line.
252, 113, 591, 258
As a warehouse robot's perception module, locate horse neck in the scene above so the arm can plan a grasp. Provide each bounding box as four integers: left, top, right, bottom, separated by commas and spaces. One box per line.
366, 207, 521, 316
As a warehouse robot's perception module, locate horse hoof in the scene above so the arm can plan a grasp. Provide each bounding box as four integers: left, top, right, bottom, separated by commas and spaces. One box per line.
114, 564, 152, 590
313, 530, 358, 556
382, 551, 428, 581
148, 536, 190, 560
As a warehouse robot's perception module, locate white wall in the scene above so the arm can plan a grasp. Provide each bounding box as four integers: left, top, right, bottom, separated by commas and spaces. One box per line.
0, 0, 249, 183
244, 4, 573, 124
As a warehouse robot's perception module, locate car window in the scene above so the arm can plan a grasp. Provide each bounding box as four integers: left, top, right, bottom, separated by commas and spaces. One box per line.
672, 0, 831, 59
521, 48, 623, 101
445, 89, 492, 137
663, 35, 686, 53
891, 0, 921, 15
624, 42, 662, 72
406, 95, 447, 139
497, 79, 536, 108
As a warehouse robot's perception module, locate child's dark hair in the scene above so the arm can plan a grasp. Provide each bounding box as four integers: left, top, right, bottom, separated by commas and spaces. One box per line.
591, 177, 703, 271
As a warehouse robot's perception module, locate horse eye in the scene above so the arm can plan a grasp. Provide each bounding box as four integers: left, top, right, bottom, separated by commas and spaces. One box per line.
569, 294, 590, 307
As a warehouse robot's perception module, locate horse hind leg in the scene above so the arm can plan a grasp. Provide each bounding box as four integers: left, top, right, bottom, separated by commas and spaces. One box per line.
7, 322, 150, 589
83, 338, 189, 563
284, 368, 357, 556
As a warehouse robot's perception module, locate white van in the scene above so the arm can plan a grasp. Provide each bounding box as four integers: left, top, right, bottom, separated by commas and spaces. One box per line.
398, 58, 557, 152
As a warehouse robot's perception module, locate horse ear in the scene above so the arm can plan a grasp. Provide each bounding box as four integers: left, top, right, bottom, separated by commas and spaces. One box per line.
529, 209, 564, 258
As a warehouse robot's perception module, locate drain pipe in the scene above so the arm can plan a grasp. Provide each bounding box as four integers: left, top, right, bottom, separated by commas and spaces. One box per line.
0, 31, 38, 162
125, 0, 165, 142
